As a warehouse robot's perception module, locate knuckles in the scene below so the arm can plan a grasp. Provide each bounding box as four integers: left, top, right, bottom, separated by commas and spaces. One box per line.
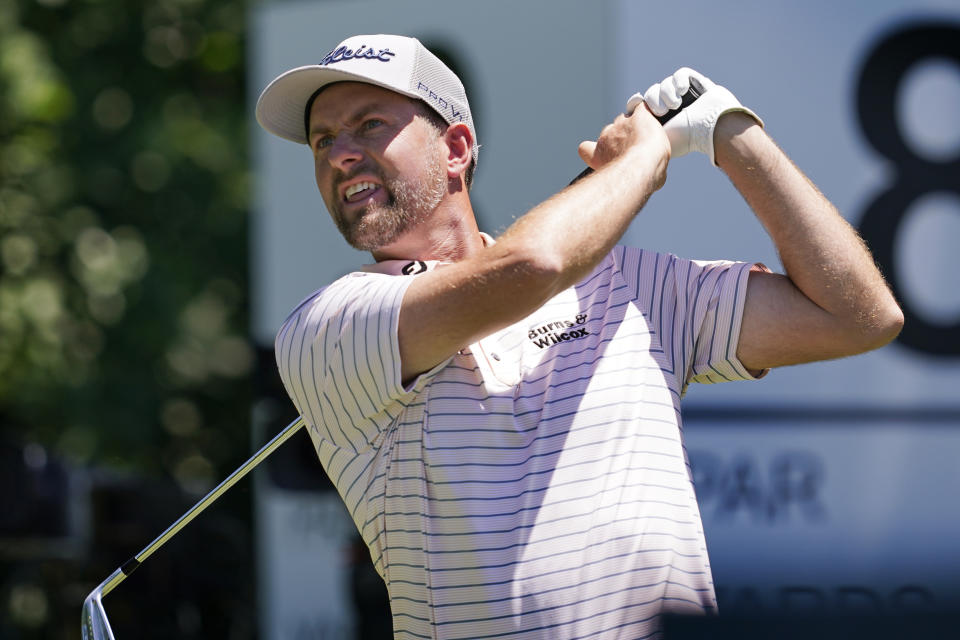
586, 107, 671, 170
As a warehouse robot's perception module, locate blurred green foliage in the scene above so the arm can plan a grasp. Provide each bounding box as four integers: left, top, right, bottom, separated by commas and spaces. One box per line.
0, 0, 252, 488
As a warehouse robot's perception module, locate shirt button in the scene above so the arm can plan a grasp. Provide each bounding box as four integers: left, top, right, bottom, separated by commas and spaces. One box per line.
491, 352, 501, 361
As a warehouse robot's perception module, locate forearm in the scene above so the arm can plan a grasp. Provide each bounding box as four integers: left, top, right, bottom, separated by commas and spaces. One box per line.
403, 144, 665, 342
498, 143, 667, 292
716, 113, 903, 347
398, 119, 669, 381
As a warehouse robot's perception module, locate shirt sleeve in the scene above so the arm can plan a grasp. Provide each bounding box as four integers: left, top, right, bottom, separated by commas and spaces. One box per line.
615, 247, 765, 396
684, 258, 768, 387
273, 271, 415, 453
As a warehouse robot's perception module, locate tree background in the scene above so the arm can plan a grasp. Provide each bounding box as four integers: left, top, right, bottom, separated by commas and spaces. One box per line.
1, 0, 258, 636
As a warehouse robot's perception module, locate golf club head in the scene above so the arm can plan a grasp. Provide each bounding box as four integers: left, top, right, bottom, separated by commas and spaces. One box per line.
82, 590, 116, 640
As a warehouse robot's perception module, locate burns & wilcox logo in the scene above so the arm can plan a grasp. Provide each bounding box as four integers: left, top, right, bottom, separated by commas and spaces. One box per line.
320, 45, 396, 66
528, 314, 590, 350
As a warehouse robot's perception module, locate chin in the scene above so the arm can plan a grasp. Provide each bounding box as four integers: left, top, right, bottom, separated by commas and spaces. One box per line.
346, 225, 402, 252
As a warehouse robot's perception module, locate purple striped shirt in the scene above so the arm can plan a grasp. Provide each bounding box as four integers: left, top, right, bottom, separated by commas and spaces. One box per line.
275, 246, 760, 639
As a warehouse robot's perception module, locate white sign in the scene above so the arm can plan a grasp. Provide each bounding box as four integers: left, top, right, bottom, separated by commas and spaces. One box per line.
250, 0, 960, 631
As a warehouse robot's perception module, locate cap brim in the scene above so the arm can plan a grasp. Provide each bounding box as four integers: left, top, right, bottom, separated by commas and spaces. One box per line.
255, 65, 421, 145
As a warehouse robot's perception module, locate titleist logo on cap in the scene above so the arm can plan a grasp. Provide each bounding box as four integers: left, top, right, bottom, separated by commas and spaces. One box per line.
320, 45, 396, 66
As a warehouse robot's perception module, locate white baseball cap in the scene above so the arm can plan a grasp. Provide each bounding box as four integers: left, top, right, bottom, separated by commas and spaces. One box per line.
256, 34, 479, 166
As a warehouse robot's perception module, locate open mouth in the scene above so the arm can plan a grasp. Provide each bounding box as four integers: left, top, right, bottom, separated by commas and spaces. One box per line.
344, 181, 380, 203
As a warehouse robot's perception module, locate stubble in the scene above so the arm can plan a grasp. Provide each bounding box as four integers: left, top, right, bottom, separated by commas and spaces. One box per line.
331, 151, 448, 252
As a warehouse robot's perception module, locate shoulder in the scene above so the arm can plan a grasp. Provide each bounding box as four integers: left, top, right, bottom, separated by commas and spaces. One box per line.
282, 271, 397, 323
613, 245, 747, 281
610, 245, 754, 306
275, 269, 418, 353
275, 272, 365, 342
608, 245, 677, 292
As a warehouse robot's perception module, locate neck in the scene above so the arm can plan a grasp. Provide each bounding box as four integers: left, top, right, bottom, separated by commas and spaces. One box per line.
371, 193, 483, 263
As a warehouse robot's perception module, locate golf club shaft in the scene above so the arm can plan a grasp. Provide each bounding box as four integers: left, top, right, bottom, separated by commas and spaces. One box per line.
99, 415, 306, 599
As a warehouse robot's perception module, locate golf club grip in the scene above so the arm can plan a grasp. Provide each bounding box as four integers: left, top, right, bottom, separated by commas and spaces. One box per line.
569, 78, 704, 186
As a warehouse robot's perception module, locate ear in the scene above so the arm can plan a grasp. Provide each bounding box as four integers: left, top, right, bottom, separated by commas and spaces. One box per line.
443, 123, 473, 180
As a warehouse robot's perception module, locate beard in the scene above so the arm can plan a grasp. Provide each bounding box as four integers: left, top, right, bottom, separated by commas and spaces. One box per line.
329, 157, 448, 252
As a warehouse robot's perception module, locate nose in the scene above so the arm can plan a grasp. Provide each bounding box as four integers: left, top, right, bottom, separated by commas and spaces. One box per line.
327, 132, 363, 171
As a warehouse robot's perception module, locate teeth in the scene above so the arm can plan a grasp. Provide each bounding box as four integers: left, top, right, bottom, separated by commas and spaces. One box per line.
345, 181, 377, 200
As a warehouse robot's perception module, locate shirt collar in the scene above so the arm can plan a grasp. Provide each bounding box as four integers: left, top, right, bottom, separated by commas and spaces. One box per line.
360, 232, 496, 276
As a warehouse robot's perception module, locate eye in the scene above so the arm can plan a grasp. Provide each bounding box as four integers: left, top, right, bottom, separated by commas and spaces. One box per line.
314, 135, 333, 151
361, 118, 384, 132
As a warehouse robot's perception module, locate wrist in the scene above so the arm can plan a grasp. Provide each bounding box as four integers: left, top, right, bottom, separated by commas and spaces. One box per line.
713, 111, 767, 170
616, 141, 670, 192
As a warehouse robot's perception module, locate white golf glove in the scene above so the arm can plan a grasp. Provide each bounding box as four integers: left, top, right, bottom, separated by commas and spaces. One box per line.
625, 68, 763, 166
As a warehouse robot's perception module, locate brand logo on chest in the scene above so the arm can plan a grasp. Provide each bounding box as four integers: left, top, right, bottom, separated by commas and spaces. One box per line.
527, 314, 590, 349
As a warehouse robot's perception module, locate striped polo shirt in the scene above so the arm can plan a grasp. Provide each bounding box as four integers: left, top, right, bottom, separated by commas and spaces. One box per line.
275, 245, 760, 639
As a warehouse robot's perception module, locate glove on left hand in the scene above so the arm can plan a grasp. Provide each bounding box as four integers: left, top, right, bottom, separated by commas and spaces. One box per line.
625, 67, 763, 165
